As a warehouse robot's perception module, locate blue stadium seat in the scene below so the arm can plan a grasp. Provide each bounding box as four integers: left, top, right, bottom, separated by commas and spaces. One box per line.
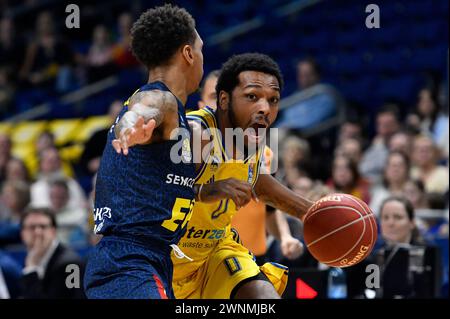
335, 29, 367, 50
297, 31, 332, 52
408, 20, 446, 45
366, 48, 409, 73
403, 0, 440, 19
377, 75, 421, 102
328, 52, 364, 75
369, 24, 405, 47
409, 45, 448, 71
337, 76, 377, 104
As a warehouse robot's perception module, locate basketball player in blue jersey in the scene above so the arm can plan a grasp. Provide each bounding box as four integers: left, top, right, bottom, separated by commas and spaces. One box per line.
83, 4, 203, 299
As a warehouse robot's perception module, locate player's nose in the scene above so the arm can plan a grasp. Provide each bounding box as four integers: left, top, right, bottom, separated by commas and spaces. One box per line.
256, 99, 270, 116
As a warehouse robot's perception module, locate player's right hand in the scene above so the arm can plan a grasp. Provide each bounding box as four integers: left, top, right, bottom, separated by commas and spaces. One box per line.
200, 178, 257, 209
112, 113, 156, 155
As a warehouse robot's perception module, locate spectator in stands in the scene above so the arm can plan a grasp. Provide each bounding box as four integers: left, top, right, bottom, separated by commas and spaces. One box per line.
35, 131, 56, 155
19, 208, 85, 298
403, 179, 429, 210
276, 57, 345, 131
0, 180, 30, 246
197, 70, 220, 110
335, 137, 363, 164
0, 180, 30, 223
276, 135, 311, 188
0, 66, 15, 118
277, 58, 347, 181
5, 158, 31, 184
19, 11, 75, 92
0, 134, 13, 183
336, 119, 364, 146
406, 87, 449, 158
379, 196, 425, 245
48, 178, 87, 246
30, 147, 86, 210
0, 17, 23, 85
0, 17, 22, 118
291, 176, 314, 197
411, 135, 448, 194
370, 151, 411, 216
111, 12, 138, 68
360, 104, 401, 184
388, 130, 413, 156
79, 100, 123, 177
375, 197, 442, 298
85, 25, 116, 83
350, 196, 441, 299
0, 250, 22, 299
327, 154, 371, 203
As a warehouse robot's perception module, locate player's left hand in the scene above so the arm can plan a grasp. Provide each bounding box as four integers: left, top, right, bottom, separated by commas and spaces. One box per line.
281, 236, 304, 260
112, 112, 156, 155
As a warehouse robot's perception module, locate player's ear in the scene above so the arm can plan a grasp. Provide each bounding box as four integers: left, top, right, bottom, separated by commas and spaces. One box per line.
218, 91, 229, 111
181, 44, 194, 66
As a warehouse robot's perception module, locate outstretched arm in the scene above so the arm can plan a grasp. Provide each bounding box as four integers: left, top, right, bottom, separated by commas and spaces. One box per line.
254, 173, 314, 221
112, 90, 178, 155
266, 209, 304, 260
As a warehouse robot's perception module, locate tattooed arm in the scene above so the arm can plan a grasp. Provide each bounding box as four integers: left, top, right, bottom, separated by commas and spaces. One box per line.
112, 90, 178, 155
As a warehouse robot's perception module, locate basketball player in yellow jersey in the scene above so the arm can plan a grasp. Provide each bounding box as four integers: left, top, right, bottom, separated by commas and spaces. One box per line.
171, 53, 315, 299
198, 71, 304, 261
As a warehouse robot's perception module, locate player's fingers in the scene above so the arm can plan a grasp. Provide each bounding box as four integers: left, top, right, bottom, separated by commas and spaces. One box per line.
251, 188, 259, 202
121, 129, 130, 156
236, 189, 251, 207
143, 119, 156, 140
135, 116, 145, 129
112, 139, 122, 154
230, 190, 246, 210
233, 181, 252, 197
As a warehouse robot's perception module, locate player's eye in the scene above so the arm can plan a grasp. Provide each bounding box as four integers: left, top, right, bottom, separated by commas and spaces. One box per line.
270, 97, 280, 104
246, 94, 257, 101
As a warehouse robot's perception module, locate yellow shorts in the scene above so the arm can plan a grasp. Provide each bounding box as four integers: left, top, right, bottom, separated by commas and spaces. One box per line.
173, 229, 289, 299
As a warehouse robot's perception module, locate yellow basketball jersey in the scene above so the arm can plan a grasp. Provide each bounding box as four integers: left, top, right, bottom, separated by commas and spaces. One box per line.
172, 107, 263, 279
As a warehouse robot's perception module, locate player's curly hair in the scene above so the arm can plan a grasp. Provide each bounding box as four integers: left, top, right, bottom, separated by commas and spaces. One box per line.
131, 4, 196, 69
216, 53, 284, 103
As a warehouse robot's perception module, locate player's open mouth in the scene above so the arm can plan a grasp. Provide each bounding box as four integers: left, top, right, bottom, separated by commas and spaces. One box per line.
247, 123, 267, 143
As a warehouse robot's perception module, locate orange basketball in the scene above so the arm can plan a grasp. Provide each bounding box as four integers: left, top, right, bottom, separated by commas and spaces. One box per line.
303, 193, 378, 267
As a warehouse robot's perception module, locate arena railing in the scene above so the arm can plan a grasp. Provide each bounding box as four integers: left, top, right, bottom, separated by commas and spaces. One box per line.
5, 76, 119, 123
207, 0, 322, 47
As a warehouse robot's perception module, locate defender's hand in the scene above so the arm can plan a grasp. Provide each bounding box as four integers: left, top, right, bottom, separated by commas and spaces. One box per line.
112, 113, 156, 155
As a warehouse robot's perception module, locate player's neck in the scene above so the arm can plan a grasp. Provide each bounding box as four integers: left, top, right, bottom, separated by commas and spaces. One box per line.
216, 110, 250, 161
147, 67, 189, 105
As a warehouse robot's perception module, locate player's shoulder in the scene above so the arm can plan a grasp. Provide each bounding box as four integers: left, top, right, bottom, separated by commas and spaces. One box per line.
128, 89, 178, 112
187, 107, 217, 130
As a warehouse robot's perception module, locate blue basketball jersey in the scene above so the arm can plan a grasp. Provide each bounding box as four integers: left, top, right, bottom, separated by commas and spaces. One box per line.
93, 81, 196, 249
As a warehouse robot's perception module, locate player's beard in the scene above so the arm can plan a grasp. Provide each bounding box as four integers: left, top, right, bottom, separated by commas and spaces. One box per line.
227, 99, 256, 159
227, 99, 239, 131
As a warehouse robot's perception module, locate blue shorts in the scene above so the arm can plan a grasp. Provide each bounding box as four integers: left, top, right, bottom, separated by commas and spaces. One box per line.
84, 236, 174, 299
